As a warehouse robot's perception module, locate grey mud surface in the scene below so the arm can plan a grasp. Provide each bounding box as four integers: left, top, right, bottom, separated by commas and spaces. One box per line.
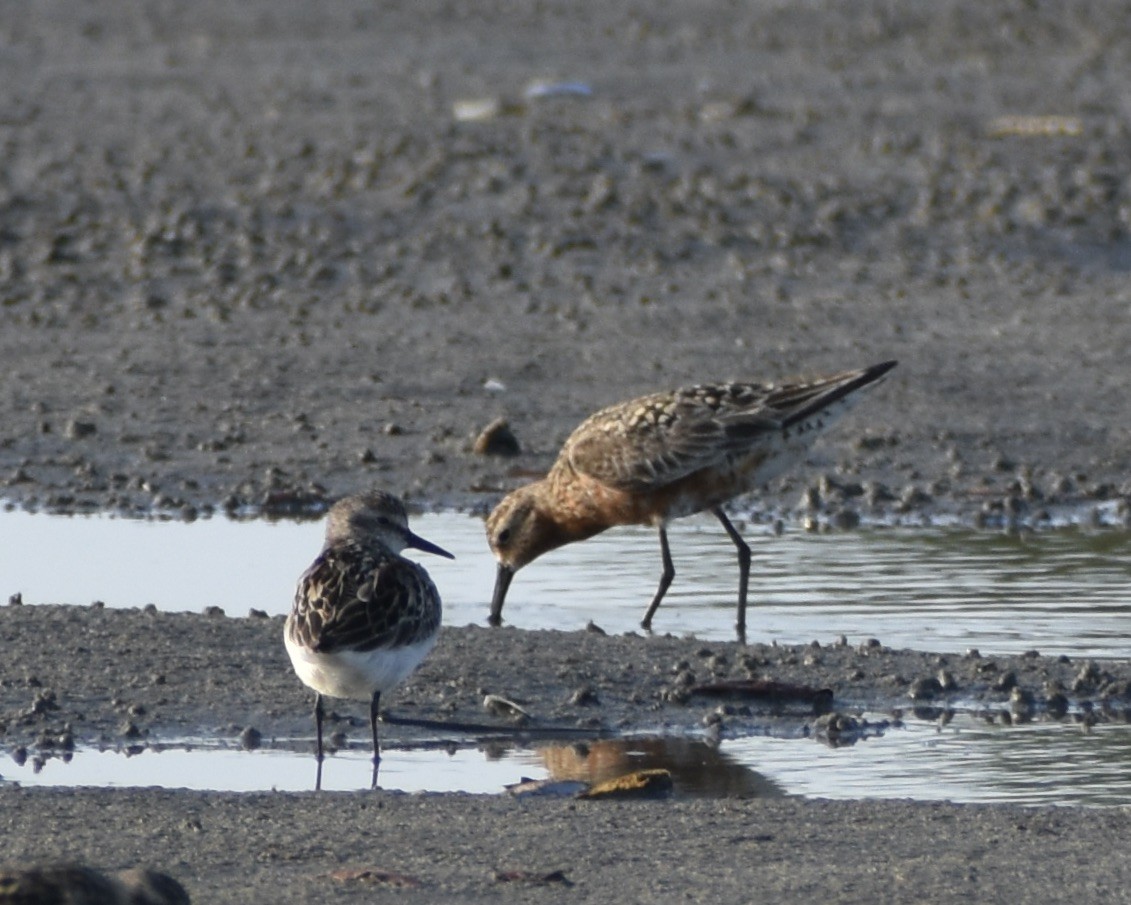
3, 1, 1131, 902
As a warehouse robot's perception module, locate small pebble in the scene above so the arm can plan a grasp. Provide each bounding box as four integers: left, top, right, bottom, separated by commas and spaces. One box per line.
240, 726, 262, 750
909, 677, 942, 701
993, 671, 1018, 692
568, 687, 599, 707
65, 419, 97, 439
483, 694, 531, 724
937, 670, 958, 691
473, 417, 521, 457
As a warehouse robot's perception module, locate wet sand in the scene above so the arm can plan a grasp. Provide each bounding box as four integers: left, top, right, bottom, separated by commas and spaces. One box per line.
3, 0, 1131, 901
4, 605, 1131, 902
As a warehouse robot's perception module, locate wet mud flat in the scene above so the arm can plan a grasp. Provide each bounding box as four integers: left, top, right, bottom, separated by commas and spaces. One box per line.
4, 0, 1131, 901
4, 786, 1131, 904
3, 605, 1131, 758
3, 1, 1131, 525
2, 605, 1131, 902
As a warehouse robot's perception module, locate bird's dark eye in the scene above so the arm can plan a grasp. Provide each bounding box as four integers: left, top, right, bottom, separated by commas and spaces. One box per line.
497, 528, 512, 545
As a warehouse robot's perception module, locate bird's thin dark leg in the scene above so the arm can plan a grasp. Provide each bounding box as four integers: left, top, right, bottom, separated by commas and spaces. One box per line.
712, 507, 751, 643
641, 525, 675, 630
369, 690, 382, 789
313, 693, 325, 792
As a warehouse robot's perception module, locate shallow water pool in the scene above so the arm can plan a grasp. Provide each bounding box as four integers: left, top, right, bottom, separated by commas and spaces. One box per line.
6, 714, 1130, 807
2, 509, 1129, 657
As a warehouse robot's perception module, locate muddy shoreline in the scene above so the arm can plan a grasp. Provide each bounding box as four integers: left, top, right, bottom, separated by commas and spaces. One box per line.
5, 605, 1128, 758
3, 2, 1131, 528
4, 605, 1131, 902
4, 0, 1131, 901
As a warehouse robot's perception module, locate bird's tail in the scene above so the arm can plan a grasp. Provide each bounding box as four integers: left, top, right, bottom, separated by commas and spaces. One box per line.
777, 360, 897, 429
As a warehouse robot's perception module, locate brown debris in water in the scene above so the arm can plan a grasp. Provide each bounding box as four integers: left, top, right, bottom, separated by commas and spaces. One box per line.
577, 768, 674, 800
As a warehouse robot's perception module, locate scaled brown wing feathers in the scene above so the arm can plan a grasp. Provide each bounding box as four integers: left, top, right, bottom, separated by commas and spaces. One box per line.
292, 543, 440, 653
562, 385, 784, 491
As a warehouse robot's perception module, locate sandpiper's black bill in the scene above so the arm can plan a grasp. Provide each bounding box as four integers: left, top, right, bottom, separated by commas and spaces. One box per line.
489, 563, 514, 625
406, 531, 455, 560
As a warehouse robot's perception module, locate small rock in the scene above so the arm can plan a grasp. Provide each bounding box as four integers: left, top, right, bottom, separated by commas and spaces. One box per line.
993, 671, 1018, 692
898, 485, 932, 509
798, 485, 821, 511
65, 419, 97, 440
568, 687, 599, 707
483, 694, 531, 724
1010, 687, 1035, 714
828, 508, 860, 530
492, 868, 573, 887
29, 690, 58, 715
909, 677, 943, 701
473, 417, 521, 457
937, 670, 958, 691
1046, 692, 1069, 718
814, 712, 862, 740
0, 866, 189, 905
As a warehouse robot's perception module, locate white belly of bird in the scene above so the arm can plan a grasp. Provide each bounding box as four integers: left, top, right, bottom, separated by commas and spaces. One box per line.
284, 634, 437, 701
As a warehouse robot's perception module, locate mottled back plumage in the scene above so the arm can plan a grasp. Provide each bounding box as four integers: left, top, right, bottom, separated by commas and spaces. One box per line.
287, 540, 442, 655
561, 370, 890, 492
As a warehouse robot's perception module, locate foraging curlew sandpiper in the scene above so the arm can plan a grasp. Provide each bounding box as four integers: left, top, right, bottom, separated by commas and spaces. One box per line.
486, 361, 896, 641
285, 491, 452, 789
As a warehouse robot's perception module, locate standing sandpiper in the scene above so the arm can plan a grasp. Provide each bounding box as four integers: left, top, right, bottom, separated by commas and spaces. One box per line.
285, 491, 453, 789
486, 361, 896, 641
